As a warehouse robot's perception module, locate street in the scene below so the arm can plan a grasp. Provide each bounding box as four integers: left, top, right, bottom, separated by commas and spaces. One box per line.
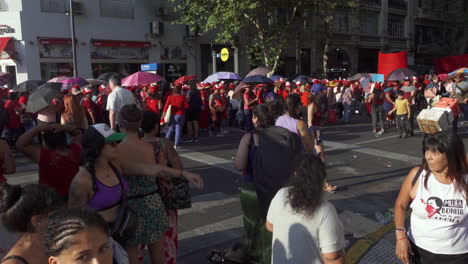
2, 117, 468, 263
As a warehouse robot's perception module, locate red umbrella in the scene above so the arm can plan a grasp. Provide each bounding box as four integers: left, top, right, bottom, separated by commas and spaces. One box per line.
121, 72, 164, 86
174, 75, 196, 85
437, 74, 448, 81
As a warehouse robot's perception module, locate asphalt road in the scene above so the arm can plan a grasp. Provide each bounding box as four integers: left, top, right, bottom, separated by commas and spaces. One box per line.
2, 116, 468, 263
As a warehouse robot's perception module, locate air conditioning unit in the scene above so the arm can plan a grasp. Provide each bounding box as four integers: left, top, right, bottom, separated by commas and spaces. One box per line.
150, 21, 164, 36
156, 7, 168, 17
72, 1, 84, 16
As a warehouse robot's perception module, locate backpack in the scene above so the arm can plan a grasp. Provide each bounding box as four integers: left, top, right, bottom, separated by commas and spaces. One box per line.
252, 126, 302, 218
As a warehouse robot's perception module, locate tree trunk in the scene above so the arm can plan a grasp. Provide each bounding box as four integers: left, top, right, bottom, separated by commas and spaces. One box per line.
322, 36, 330, 79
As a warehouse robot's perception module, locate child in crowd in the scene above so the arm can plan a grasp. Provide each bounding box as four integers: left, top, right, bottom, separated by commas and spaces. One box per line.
388, 91, 411, 138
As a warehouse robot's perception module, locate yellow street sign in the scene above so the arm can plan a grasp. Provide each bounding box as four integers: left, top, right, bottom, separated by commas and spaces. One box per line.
220, 48, 229, 62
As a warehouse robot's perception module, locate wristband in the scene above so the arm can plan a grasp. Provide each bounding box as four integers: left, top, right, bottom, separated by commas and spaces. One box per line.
395, 228, 406, 233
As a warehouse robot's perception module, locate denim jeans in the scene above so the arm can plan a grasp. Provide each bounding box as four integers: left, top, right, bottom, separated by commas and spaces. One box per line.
371, 104, 385, 131
166, 114, 185, 146
244, 109, 254, 131
343, 102, 351, 122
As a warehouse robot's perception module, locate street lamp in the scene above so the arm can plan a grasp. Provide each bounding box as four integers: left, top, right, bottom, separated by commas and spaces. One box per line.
66, 0, 78, 77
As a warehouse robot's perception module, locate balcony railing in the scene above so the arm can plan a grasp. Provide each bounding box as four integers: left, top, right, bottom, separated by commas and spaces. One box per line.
360, 0, 381, 8
388, 0, 407, 10
360, 12, 379, 35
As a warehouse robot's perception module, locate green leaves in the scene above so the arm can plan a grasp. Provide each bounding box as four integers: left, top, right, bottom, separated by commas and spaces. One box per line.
171, 0, 355, 72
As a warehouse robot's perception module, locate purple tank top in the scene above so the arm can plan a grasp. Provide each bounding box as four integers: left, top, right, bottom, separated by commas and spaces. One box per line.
275, 114, 299, 134
88, 163, 130, 211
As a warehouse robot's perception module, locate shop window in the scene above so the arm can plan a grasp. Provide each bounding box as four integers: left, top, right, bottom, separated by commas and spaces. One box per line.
360, 11, 379, 35
388, 14, 405, 37
0, 0, 7, 11
332, 10, 349, 33
41, 0, 68, 13
100, 0, 134, 19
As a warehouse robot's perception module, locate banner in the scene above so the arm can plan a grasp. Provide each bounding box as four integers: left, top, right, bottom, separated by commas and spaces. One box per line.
434, 54, 468, 74
378, 51, 408, 79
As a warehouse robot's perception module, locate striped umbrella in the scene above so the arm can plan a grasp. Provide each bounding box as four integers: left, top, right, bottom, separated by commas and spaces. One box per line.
448, 68, 468, 75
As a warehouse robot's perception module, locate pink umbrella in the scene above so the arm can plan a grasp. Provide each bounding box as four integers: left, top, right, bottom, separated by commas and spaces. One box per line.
122, 72, 164, 86
48, 76, 89, 91
437, 74, 448, 81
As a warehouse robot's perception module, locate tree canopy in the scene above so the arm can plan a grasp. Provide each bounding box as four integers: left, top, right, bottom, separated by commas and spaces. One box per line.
172, 0, 356, 74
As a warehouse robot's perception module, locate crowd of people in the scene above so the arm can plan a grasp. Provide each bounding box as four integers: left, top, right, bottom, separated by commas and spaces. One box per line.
0, 70, 467, 264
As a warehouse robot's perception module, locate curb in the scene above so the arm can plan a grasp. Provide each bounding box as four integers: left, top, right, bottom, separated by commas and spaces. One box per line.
345, 212, 410, 264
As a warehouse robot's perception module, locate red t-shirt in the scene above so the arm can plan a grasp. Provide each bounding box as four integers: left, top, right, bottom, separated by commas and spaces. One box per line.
145, 98, 160, 114
4, 100, 21, 129
81, 98, 102, 123
300, 91, 310, 107
282, 90, 290, 101
163, 94, 187, 115
39, 143, 81, 197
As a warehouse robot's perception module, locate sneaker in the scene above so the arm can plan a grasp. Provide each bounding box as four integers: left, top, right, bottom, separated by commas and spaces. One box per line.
183, 139, 193, 143
173, 145, 177, 150
194, 137, 199, 142
216, 133, 224, 137
221, 130, 230, 134
377, 131, 383, 135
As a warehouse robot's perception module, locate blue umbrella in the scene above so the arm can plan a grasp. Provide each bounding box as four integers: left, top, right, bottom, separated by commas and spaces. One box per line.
203, 72, 242, 83
270, 75, 285, 81
243, 75, 274, 84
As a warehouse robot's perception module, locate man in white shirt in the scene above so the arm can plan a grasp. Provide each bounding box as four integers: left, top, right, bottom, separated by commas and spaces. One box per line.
106, 76, 135, 130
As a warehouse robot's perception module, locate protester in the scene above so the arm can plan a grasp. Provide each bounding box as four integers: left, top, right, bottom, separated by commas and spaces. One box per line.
394, 132, 468, 264
117, 105, 169, 264
141, 110, 188, 264
145, 85, 161, 115
388, 91, 411, 139
0, 183, 64, 264
4, 92, 22, 146
81, 86, 102, 125
425, 75, 441, 107
383, 83, 396, 127
162, 85, 187, 149
0, 139, 15, 183
61, 94, 88, 130
401, 79, 417, 136
367, 83, 385, 136
450, 73, 468, 132
275, 94, 315, 153
243, 84, 258, 132
16, 124, 81, 197
107, 75, 135, 130
185, 80, 202, 142
69, 123, 202, 261
43, 208, 114, 264
266, 153, 345, 264
340, 83, 353, 123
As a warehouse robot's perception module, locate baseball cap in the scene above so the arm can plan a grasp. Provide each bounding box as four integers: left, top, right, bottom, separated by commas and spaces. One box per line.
92, 123, 126, 142
82, 86, 93, 95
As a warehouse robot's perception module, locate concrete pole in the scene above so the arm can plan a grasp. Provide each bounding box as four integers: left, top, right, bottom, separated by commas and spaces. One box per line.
69, 0, 78, 77
211, 50, 217, 74
234, 47, 239, 74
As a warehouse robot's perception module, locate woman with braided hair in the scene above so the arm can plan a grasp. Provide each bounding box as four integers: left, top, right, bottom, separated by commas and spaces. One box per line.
43, 207, 114, 264
68, 121, 203, 264
0, 183, 64, 264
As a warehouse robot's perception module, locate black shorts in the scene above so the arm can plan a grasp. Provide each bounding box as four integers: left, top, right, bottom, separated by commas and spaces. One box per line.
187, 109, 201, 121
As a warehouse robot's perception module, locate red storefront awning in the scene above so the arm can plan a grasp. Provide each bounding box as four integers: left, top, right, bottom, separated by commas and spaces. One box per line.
0, 37, 12, 54
92, 39, 151, 48
38, 37, 73, 45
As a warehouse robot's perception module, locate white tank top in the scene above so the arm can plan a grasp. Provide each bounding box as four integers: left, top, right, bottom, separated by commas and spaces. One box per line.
408, 170, 468, 254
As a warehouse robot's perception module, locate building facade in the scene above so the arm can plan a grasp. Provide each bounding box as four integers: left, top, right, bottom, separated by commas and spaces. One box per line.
0, 0, 466, 87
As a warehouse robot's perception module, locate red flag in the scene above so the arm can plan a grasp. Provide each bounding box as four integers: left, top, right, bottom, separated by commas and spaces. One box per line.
378, 51, 408, 79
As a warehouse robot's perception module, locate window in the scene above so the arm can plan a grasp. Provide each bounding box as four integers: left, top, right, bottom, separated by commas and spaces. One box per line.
388, 14, 405, 37
0, 0, 7, 11
388, 0, 407, 10
41, 0, 68, 13
100, 0, 134, 19
360, 11, 379, 35
332, 10, 349, 33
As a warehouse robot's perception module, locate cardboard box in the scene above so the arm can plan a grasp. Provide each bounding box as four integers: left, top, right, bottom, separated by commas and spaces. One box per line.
417, 109, 451, 134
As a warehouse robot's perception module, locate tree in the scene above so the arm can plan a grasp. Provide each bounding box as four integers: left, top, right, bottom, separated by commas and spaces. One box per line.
172, 0, 355, 75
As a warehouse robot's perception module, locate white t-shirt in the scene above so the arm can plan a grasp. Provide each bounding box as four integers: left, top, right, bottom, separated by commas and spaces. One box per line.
106, 87, 135, 123
267, 188, 345, 264
408, 171, 468, 254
